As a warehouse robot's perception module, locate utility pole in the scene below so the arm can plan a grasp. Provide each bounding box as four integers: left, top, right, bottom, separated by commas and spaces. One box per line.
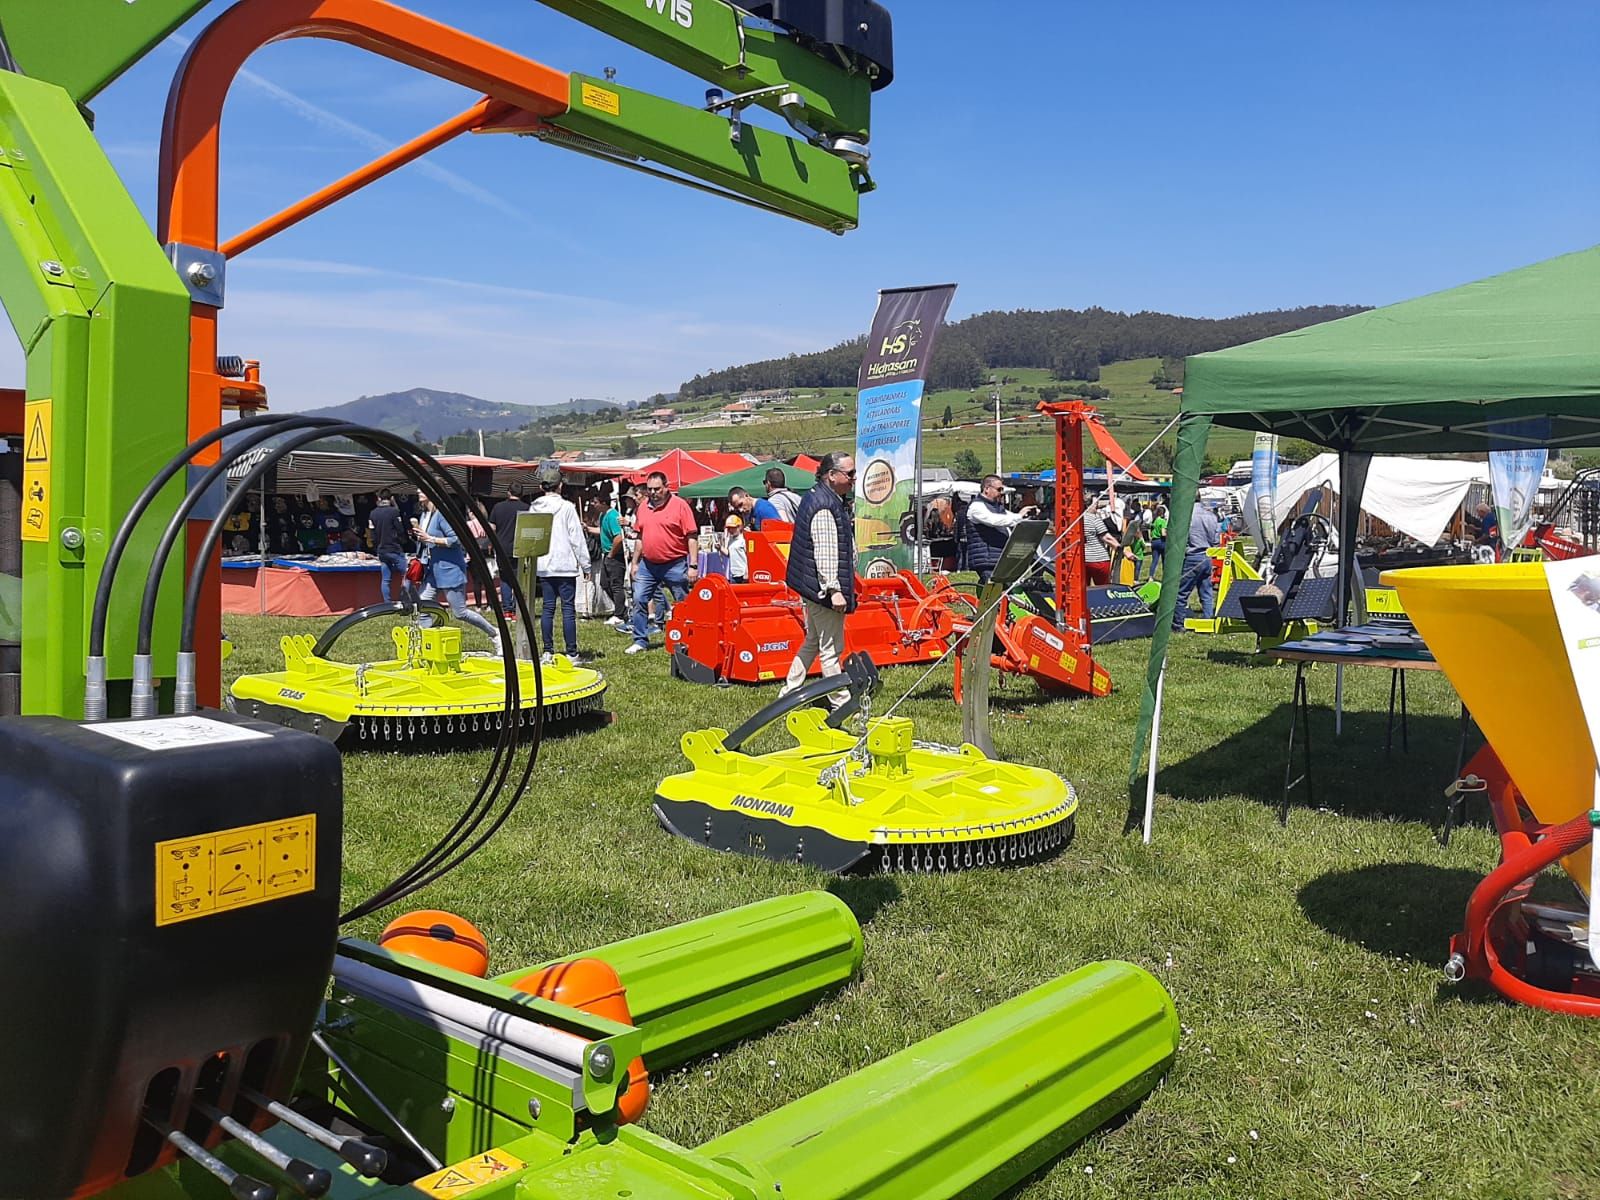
991, 374, 1002, 475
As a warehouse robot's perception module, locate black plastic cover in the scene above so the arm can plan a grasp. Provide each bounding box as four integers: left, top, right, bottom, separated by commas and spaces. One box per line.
0, 712, 342, 1199
748, 0, 895, 90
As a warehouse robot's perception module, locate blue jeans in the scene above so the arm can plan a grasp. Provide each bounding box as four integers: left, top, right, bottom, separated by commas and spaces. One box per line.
419, 584, 500, 644
1171, 550, 1215, 629
498, 574, 518, 615
540, 575, 579, 655
1147, 538, 1165, 580
632, 557, 688, 648
377, 550, 410, 604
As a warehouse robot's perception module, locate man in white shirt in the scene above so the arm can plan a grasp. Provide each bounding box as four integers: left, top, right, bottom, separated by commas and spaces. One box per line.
964, 475, 1039, 587
529, 462, 591, 663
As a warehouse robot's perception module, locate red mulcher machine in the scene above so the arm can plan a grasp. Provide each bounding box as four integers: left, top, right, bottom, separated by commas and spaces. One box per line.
667, 519, 970, 684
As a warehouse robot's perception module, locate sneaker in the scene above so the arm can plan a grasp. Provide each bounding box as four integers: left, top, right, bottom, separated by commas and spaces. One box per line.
566, 651, 587, 666
614, 621, 636, 635
490, 638, 504, 658
539, 651, 554, 666
624, 642, 647, 655
603, 616, 623, 628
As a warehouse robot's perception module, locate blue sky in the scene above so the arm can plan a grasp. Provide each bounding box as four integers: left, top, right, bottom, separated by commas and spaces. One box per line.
9, 1, 1597, 411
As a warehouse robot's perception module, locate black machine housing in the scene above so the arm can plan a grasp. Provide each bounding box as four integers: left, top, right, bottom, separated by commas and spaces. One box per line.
749, 0, 895, 89
0, 711, 342, 1199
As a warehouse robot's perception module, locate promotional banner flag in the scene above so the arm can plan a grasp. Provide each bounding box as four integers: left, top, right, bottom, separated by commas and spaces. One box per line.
1489, 418, 1550, 552
852, 284, 957, 572
1250, 431, 1280, 552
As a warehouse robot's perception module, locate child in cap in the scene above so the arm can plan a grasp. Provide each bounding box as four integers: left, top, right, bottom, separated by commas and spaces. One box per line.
723, 513, 748, 584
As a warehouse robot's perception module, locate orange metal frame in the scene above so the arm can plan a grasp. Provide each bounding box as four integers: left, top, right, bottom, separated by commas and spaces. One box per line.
157, 0, 571, 705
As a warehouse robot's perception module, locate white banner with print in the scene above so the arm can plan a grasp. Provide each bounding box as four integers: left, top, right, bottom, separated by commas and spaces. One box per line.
1542, 556, 1600, 966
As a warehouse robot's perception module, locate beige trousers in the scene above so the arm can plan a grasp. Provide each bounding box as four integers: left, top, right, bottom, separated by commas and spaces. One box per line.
780, 599, 850, 707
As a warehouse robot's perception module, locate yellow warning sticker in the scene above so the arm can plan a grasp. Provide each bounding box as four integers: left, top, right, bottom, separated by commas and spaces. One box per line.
410, 1149, 525, 1197
579, 82, 620, 116
20, 399, 50, 542
155, 814, 316, 926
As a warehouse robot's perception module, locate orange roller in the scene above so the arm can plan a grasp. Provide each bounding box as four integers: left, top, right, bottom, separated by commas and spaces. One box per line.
512, 959, 650, 1124
378, 909, 491, 977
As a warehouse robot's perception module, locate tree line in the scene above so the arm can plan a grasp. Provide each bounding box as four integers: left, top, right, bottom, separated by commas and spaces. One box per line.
677, 304, 1367, 398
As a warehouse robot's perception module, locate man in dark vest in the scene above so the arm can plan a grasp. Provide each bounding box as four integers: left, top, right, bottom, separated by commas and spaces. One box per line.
780, 452, 857, 708
964, 474, 1039, 587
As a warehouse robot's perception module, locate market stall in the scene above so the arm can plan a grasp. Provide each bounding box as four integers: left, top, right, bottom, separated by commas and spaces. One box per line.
1132, 245, 1600, 835
222, 554, 384, 617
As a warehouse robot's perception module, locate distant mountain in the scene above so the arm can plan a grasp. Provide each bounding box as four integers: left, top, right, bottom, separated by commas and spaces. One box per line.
299, 389, 619, 441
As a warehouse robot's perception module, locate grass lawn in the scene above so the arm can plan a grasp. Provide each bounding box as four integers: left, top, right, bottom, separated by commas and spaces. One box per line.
224, 608, 1599, 1200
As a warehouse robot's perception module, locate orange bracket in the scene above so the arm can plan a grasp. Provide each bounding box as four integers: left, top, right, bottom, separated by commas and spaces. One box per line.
157, 0, 571, 707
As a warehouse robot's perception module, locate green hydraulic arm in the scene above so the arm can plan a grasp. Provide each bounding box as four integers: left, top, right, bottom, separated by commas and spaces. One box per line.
0, 0, 214, 105
0, 71, 190, 717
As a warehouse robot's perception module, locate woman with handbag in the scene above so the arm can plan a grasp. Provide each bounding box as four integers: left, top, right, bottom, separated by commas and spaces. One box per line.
412, 491, 503, 656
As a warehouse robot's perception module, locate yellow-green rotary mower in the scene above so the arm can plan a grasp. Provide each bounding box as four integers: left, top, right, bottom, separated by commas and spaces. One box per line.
655, 655, 1077, 872
230, 602, 607, 746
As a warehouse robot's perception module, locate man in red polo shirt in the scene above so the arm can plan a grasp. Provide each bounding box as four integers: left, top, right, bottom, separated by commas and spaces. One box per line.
626, 470, 699, 654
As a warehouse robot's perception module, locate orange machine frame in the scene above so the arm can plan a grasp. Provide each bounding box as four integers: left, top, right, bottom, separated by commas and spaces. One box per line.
157, 0, 572, 705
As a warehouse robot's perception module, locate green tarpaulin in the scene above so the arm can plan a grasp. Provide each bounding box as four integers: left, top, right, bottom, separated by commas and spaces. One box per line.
1131, 246, 1600, 832
676, 460, 815, 500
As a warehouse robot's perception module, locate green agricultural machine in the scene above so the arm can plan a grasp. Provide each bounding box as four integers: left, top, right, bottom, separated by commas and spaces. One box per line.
0, 4, 1181, 1198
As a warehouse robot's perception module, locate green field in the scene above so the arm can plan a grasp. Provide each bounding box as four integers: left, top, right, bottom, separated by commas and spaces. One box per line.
224, 608, 1600, 1200
567, 359, 1261, 475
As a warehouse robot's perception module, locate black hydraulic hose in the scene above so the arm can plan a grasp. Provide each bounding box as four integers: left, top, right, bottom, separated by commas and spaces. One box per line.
311, 600, 450, 659
103, 409, 543, 922
136, 417, 342, 655
167, 423, 542, 920
90, 413, 300, 657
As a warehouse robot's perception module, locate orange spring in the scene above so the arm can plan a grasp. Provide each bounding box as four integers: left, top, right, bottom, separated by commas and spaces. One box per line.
510, 959, 650, 1124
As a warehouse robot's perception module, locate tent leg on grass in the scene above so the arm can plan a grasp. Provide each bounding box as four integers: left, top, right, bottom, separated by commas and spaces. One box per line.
1142, 659, 1166, 844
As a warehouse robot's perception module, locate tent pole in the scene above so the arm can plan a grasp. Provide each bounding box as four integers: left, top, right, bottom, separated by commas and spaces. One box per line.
1143, 657, 1166, 844
258, 482, 267, 616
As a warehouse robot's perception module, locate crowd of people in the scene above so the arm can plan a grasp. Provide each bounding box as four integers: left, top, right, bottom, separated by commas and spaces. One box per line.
224, 463, 1240, 681
221, 465, 812, 665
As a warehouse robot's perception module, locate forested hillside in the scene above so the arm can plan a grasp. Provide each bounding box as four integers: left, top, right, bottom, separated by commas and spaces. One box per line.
678, 304, 1366, 398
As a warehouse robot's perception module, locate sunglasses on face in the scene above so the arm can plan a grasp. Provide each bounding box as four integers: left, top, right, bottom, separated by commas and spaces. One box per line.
832, 468, 856, 480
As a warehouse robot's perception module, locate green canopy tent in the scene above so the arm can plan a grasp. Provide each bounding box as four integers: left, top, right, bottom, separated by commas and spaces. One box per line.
1131, 245, 1600, 838
676, 460, 815, 500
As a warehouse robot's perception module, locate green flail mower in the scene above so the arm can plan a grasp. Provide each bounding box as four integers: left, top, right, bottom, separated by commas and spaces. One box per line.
229, 603, 608, 747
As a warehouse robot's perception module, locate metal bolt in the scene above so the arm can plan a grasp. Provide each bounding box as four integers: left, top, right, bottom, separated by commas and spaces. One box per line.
187, 261, 217, 288
1443, 953, 1467, 984
527, 1098, 541, 1120
60, 527, 84, 551
588, 1046, 615, 1080
439, 1096, 456, 1116
40, 260, 64, 277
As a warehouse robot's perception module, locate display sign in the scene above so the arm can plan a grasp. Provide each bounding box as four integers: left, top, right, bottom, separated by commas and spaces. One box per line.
852, 284, 957, 572
513, 511, 554, 560
1542, 556, 1600, 968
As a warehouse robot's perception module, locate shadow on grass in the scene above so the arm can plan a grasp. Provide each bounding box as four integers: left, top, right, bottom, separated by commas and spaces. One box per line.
827, 875, 902, 926
1203, 647, 1280, 669
1298, 863, 1479, 962
1156, 703, 1463, 825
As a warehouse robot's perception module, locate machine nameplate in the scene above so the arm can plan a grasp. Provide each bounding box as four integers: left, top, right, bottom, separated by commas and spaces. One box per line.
154, 814, 316, 926
580, 82, 621, 116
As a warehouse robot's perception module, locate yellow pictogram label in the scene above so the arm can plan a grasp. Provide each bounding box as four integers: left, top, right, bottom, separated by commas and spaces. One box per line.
155, 814, 316, 926
579, 82, 620, 116
410, 1149, 525, 1196
20, 399, 50, 543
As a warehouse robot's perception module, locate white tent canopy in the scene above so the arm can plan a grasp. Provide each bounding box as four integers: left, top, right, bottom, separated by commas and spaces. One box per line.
1241, 452, 1490, 548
